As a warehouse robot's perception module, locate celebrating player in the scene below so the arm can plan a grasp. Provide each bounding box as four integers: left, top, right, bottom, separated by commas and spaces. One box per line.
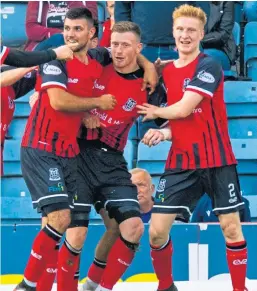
137, 5, 248, 291
61, 21, 165, 291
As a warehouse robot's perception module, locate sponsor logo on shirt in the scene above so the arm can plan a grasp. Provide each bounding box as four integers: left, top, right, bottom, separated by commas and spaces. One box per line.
192, 108, 202, 113
48, 182, 65, 193
197, 70, 215, 83
122, 98, 137, 112
49, 168, 61, 181
183, 78, 191, 92
68, 78, 78, 84
43, 64, 62, 75
94, 80, 105, 90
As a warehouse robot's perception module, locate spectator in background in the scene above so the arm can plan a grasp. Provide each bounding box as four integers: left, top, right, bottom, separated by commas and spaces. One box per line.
191, 193, 251, 223
99, 1, 115, 47
25, 1, 97, 51
34, 19, 99, 51
115, 1, 190, 62
243, 1, 257, 22
196, 1, 236, 70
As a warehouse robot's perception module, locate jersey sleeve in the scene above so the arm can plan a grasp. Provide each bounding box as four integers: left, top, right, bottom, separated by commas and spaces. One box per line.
147, 79, 169, 128
39, 60, 67, 90
13, 70, 38, 99
88, 47, 112, 67
186, 56, 223, 98
0, 45, 10, 65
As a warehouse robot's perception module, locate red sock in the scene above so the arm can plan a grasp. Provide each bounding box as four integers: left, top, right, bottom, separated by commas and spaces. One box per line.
226, 241, 248, 291
37, 242, 59, 291
24, 224, 62, 286
87, 258, 107, 284
57, 239, 81, 291
151, 238, 173, 290
99, 236, 136, 289
72, 255, 81, 290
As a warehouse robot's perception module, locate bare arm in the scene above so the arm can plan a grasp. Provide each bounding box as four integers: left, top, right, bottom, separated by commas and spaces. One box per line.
142, 126, 172, 147
48, 88, 116, 112
0, 67, 36, 88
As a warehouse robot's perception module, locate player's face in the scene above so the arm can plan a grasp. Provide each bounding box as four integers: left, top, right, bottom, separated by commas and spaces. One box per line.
131, 172, 154, 207
63, 18, 95, 52
111, 31, 142, 71
173, 17, 204, 55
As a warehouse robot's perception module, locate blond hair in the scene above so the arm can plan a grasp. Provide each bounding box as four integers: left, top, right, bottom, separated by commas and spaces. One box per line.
173, 4, 207, 27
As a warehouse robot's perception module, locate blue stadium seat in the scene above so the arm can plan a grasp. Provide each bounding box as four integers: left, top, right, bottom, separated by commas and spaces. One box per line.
244, 22, 257, 80
246, 195, 257, 220
1, 2, 27, 47
124, 140, 136, 170
14, 102, 31, 118
235, 2, 243, 23
228, 119, 257, 139
224, 81, 257, 117
243, 1, 257, 22
97, 1, 107, 40
137, 117, 160, 140
128, 121, 138, 140
3, 139, 22, 176
7, 118, 27, 139
137, 141, 171, 174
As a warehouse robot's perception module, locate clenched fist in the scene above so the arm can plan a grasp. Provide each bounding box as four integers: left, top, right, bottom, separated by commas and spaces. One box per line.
98, 94, 117, 110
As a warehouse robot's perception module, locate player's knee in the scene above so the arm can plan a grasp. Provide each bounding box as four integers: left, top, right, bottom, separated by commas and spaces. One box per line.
221, 220, 242, 241
149, 224, 168, 246
106, 225, 120, 239
47, 209, 71, 233
66, 227, 88, 249
120, 217, 144, 243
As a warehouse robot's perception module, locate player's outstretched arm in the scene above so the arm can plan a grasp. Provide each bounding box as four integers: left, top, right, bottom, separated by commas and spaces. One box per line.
137, 91, 204, 121
48, 88, 117, 112
142, 127, 172, 147
0, 66, 36, 88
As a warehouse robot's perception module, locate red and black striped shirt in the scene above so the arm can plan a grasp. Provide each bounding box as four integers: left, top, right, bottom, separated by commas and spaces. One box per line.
22, 48, 110, 157
79, 64, 166, 151
163, 53, 237, 170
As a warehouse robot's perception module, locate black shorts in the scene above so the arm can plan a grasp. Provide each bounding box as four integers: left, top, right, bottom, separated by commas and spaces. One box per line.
153, 165, 245, 217
21, 147, 77, 213
74, 139, 140, 219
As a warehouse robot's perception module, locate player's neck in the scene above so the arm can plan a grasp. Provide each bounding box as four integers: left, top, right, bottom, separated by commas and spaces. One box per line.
114, 60, 140, 74
175, 49, 201, 68
74, 48, 89, 64
140, 200, 154, 214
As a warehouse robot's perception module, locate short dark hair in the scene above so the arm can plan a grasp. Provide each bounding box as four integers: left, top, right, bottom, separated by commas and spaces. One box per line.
92, 19, 99, 39
112, 21, 141, 40
65, 7, 94, 26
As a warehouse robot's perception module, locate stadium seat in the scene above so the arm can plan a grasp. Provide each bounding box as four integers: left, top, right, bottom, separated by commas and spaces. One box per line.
97, 1, 107, 40
14, 102, 31, 118
128, 121, 138, 140
244, 22, 257, 80
3, 139, 22, 176
224, 81, 257, 117
0, 2, 27, 47
228, 119, 257, 139
137, 116, 160, 140
243, 1, 257, 22
124, 139, 136, 170
246, 195, 257, 220
235, 2, 243, 23
7, 118, 27, 139
137, 141, 171, 174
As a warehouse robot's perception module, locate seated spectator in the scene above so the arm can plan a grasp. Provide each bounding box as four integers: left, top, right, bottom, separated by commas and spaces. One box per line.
243, 1, 257, 22
191, 193, 251, 223
196, 1, 236, 70
25, 1, 97, 51
99, 1, 115, 47
115, 1, 189, 62
34, 18, 99, 51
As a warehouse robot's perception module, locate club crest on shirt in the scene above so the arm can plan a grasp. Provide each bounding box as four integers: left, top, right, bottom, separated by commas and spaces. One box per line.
122, 98, 137, 112
183, 78, 191, 92
49, 168, 61, 181
156, 178, 166, 192
197, 70, 215, 83
8, 96, 14, 109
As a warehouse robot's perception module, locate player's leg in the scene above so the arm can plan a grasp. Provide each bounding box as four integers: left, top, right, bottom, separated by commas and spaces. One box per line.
207, 165, 247, 291
15, 148, 72, 291
57, 153, 93, 291
83, 206, 120, 291
96, 185, 144, 291
150, 169, 203, 291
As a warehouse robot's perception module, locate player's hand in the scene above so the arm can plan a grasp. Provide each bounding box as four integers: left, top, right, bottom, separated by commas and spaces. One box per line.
82, 113, 101, 129
137, 103, 159, 121
29, 91, 39, 108
53, 44, 77, 60
154, 58, 174, 75
98, 94, 117, 110
142, 128, 165, 147
142, 64, 158, 94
